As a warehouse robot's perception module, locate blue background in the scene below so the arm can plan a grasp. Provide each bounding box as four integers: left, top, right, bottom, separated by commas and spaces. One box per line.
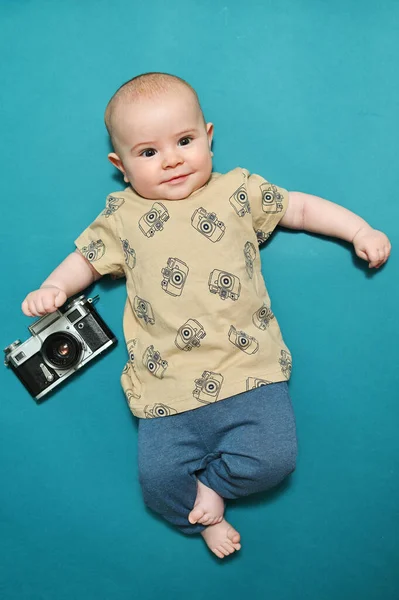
1, 1, 398, 599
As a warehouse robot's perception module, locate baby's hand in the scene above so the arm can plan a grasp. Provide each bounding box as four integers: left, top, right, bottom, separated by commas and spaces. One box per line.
22, 286, 67, 317
352, 226, 391, 269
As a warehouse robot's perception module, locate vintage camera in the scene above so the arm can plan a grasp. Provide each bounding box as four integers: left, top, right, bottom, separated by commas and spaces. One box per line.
208, 269, 241, 301
229, 184, 250, 217
246, 377, 272, 390
256, 230, 272, 246
4, 295, 117, 401
252, 304, 275, 330
228, 325, 259, 355
139, 202, 169, 237
193, 370, 224, 403
80, 240, 105, 262
133, 296, 155, 325
243, 241, 256, 279
260, 183, 284, 214
142, 345, 168, 378
161, 257, 189, 296
121, 238, 136, 269
175, 319, 206, 351
102, 195, 125, 218
191, 208, 225, 242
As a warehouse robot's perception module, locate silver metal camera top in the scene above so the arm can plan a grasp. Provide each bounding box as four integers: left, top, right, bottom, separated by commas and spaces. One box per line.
4, 340, 22, 365
64, 295, 99, 311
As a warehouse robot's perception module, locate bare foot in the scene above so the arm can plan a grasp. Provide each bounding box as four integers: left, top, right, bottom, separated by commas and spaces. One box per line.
201, 519, 241, 559
188, 479, 225, 526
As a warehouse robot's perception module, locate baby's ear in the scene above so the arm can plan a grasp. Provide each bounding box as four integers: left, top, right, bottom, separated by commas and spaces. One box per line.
108, 153, 129, 182
206, 122, 214, 147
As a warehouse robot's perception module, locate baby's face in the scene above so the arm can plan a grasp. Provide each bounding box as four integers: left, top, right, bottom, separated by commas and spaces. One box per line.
109, 88, 213, 200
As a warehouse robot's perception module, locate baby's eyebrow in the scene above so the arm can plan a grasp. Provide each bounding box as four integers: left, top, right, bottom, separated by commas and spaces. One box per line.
131, 141, 156, 152
176, 128, 199, 137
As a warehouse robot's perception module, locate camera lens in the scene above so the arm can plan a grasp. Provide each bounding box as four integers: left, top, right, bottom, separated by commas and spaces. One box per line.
42, 332, 82, 369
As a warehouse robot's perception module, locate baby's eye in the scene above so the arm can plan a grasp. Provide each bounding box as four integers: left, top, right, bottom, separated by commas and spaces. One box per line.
141, 148, 156, 157
178, 137, 192, 146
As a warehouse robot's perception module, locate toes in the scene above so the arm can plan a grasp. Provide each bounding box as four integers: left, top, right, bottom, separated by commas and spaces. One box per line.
199, 513, 213, 526
228, 530, 241, 544
188, 508, 204, 524
213, 547, 225, 559
217, 545, 230, 557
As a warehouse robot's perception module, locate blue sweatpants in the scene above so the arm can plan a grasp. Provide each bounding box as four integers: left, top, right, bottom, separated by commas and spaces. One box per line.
138, 382, 297, 534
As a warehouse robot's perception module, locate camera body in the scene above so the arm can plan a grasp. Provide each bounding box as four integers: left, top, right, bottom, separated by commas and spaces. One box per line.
133, 296, 155, 325
193, 370, 224, 403
229, 185, 250, 217
142, 345, 168, 378
161, 257, 189, 296
260, 183, 284, 214
4, 295, 117, 401
191, 208, 225, 242
208, 269, 241, 301
175, 319, 206, 351
252, 304, 275, 330
243, 241, 256, 279
139, 202, 169, 237
228, 325, 259, 355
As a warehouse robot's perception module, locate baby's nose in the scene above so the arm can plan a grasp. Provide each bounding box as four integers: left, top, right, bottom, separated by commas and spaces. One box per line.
162, 149, 183, 169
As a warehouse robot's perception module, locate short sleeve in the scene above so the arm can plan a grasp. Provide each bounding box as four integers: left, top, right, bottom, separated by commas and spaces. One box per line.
74, 195, 125, 278
247, 173, 289, 245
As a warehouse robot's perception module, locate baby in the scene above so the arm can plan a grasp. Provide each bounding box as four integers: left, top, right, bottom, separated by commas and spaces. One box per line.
22, 72, 391, 559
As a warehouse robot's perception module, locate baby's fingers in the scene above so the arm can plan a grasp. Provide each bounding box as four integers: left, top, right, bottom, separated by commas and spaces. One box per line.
369, 246, 391, 269
21, 299, 34, 317
54, 290, 67, 308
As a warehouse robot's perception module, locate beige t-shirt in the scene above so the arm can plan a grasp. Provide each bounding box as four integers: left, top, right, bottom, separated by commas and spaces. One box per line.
75, 167, 292, 418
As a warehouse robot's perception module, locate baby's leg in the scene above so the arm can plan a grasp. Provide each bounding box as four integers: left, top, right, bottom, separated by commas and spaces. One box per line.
138, 409, 241, 558
137, 413, 206, 535
196, 382, 297, 501
187, 382, 296, 558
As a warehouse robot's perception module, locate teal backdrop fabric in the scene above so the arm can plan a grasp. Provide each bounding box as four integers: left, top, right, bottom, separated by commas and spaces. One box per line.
1, 1, 398, 598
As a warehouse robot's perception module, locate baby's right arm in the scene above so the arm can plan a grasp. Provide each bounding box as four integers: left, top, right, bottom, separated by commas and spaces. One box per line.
22, 250, 102, 317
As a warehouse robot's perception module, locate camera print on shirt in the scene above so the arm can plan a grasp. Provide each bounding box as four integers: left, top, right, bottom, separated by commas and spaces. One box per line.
144, 403, 178, 418
246, 377, 272, 391
256, 230, 273, 245
125, 338, 140, 379
102, 195, 125, 217
175, 319, 206, 351
133, 296, 155, 325
252, 304, 275, 330
279, 349, 292, 378
193, 371, 224, 404
120, 238, 136, 269
142, 345, 168, 378
191, 208, 225, 242
125, 388, 141, 408
228, 325, 259, 355
208, 269, 241, 301
123, 339, 141, 402
229, 184, 251, 217
139, 202, 169, 237
161, 257, 189, 296
260, 183, 284, 214
243, 241, 256, 278
80, 240, 105, 262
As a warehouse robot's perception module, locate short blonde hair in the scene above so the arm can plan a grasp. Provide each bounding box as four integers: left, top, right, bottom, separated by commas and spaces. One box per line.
104, 72, 204, 146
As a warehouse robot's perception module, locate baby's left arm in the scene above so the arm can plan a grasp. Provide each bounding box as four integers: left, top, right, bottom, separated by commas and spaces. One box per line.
280, 191, 391, 269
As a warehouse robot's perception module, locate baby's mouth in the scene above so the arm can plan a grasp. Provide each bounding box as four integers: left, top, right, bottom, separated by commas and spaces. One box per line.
163, 173, 190, 184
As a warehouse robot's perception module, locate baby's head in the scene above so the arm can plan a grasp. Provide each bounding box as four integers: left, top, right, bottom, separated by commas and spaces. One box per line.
105, 73, 214, 201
